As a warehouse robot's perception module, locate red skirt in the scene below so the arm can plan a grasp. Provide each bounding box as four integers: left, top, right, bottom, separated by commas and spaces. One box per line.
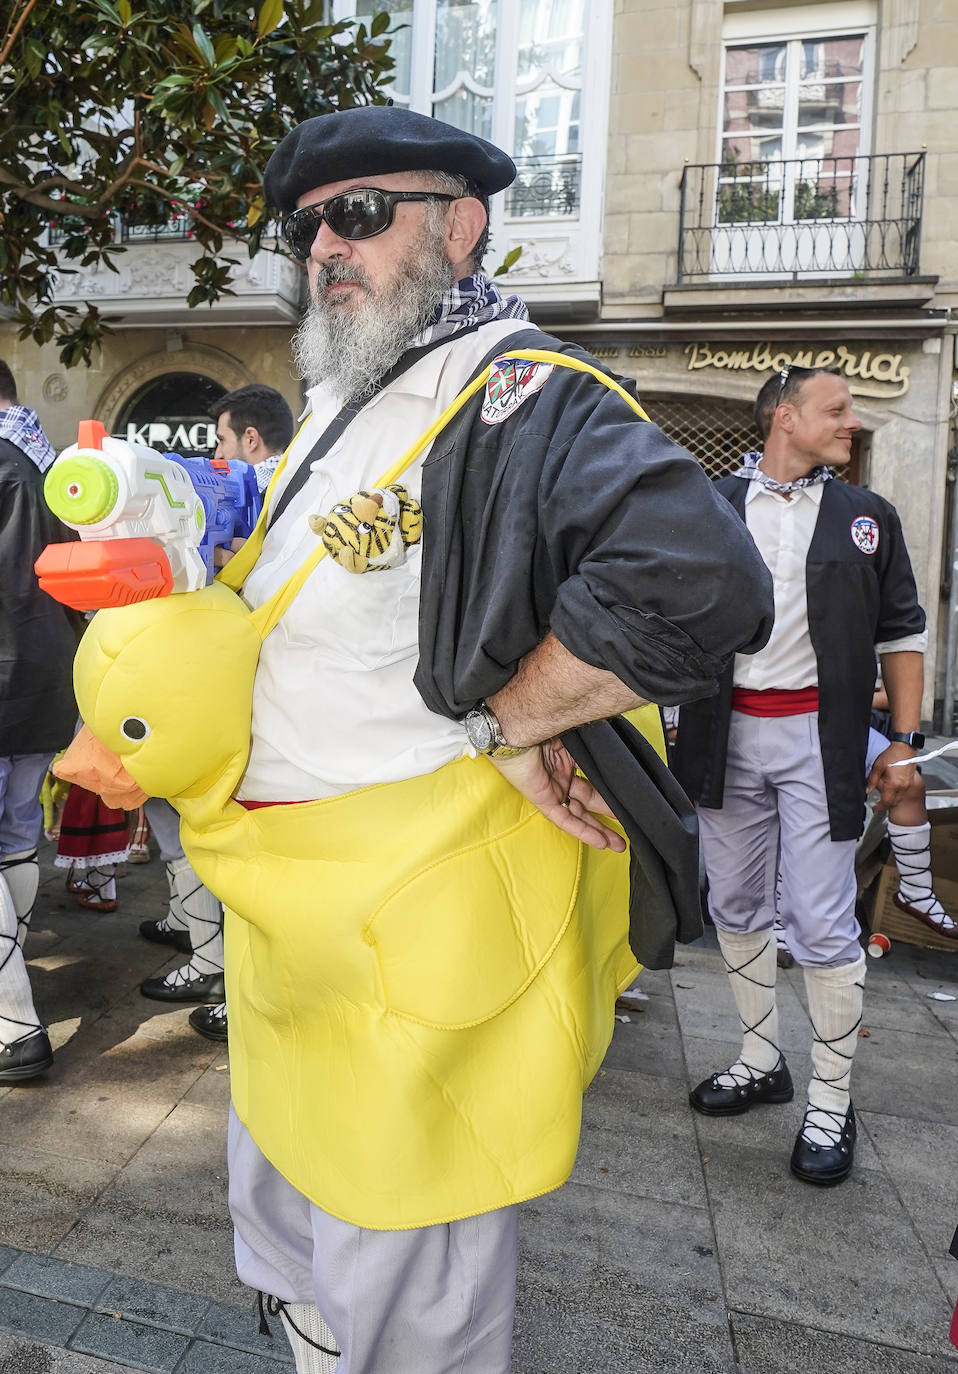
54, 785, 130, 869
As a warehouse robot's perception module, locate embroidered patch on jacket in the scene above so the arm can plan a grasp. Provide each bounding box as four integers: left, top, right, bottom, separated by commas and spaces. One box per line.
850, 516, 879, 554
480, 357, 554, 425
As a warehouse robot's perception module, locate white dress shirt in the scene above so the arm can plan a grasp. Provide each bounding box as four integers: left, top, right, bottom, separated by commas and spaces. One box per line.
733, 480, 926, 690
237, 319, 526, 802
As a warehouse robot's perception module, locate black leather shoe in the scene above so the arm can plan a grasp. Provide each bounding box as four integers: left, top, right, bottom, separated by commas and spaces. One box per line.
0, 1029, 54, 1082
790, 1103, 856, 1186
140, 970, 225, 1004
776, 947, 795, 970
690, 1056, 794, 1116
139, 919, 192, 955
189, 1002, 228, 1042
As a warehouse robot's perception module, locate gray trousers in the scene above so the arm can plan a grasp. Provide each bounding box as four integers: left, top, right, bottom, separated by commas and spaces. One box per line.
227, 1109, 518, 1374
697, 710, 861, 966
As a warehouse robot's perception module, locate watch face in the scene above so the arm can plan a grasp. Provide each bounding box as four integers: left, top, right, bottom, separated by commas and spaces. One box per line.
466, 709, 494, 752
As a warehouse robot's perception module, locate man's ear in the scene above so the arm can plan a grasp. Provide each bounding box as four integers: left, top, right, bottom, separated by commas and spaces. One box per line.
775, 404, 796, 435
446, 197, 487, 267
242, 426, 264, 458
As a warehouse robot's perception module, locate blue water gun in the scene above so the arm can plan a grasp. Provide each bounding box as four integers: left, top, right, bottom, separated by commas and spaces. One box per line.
35, 420, 263, 610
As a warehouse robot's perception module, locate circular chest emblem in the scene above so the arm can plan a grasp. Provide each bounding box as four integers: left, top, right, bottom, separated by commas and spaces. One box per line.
850, 516, 879, 555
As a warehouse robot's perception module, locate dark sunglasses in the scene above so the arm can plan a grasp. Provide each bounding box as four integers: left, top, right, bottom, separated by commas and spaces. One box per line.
282, 188, 458, 261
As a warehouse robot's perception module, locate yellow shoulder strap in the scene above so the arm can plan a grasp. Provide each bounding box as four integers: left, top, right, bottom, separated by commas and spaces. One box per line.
235, 351, 649, 641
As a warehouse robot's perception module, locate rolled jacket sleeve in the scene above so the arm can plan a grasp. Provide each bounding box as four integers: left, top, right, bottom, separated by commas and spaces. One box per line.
539, 405, 774, 704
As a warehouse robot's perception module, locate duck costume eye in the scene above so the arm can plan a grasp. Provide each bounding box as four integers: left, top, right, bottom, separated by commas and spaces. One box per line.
120, 717, 151, 742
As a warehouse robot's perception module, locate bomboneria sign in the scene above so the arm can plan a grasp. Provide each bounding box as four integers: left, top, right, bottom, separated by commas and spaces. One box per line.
684, 342, 909, 398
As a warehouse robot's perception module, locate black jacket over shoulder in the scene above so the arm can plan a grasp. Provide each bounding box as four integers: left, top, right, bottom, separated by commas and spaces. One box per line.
414, 328, 774, 968
0, 437, 78, 756
672, 474, 926, 842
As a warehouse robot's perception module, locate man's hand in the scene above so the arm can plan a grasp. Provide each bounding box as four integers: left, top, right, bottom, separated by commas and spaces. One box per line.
489, 739, 626, 852
212, 536, 249, 569
866, 740, 916, 812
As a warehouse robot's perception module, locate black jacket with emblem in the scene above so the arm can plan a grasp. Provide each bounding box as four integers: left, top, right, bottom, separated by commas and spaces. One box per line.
413, 327, 775, 967
671, 474, 926, 842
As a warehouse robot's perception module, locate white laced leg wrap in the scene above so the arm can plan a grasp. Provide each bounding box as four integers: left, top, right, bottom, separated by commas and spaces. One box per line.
2, 849, 39, 949
715, 926, 782, 1083
166, 856, 222, 981
0, 857, 42, 1046
160, 859, 190, 935
802, 953, 866, 1145
279, 1302, 341, 1373
81, 866, 116, 903
888, 821, 955, 930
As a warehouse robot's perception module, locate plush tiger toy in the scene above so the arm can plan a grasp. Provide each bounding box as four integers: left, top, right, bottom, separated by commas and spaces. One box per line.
309, 484, 424, 574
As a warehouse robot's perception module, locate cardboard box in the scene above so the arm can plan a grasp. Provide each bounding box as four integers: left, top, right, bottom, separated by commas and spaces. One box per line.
865, 796, 958, 951
868, 861, 958, 951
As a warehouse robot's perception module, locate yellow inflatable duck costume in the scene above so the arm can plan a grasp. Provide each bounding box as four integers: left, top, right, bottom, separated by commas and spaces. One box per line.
58, 353, 661, 1230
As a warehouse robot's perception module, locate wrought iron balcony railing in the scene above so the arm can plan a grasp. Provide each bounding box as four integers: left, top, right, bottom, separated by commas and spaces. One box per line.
48, 212, 194, 245
677, 151, 925, 280
506, 153, 582, 219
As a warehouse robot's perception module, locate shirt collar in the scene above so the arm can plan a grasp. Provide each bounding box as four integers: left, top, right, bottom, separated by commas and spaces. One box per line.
745, 477, 826, 506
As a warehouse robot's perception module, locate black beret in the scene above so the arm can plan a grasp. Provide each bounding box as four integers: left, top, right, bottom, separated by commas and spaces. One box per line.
264, 106, 516, 213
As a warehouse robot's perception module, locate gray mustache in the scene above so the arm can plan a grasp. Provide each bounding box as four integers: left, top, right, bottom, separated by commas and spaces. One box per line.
313, 261, 372, 294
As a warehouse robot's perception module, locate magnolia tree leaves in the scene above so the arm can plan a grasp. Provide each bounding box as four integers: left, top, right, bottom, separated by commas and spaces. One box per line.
0, 1, 396, 365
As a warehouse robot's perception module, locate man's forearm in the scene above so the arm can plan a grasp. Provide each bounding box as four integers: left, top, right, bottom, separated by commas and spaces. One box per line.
486, 631, 647, 748
879, 649, 924, 733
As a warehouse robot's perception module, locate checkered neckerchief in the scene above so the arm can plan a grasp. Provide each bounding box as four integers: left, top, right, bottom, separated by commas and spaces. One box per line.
735, 449, 832, 495
0, 405, 56, 473
409, 273, 529, 350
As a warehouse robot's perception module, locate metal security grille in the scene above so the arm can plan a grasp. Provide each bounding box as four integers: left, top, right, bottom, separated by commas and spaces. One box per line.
642, 392, 856, 483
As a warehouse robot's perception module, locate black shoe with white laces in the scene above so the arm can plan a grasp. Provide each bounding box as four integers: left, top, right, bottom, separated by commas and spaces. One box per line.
690, 1055, 794, 1116
0, 1028, 53, 1082
790, 1102, 856, 1185
139, 919, 192, 955
189, 1002, 228, 1042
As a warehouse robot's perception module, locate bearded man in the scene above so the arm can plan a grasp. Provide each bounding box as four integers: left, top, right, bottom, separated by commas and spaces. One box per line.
219, 106, 773, 1373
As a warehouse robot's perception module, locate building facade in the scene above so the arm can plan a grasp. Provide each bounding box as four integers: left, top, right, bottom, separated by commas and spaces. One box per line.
2, 0, 955, 716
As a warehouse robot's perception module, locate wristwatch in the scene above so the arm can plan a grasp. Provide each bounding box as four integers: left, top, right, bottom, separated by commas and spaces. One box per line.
463, 702, 528, 758
889, 730, 925, 749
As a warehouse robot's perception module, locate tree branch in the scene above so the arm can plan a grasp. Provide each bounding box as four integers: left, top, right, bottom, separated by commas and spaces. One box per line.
0, 0, 38, 67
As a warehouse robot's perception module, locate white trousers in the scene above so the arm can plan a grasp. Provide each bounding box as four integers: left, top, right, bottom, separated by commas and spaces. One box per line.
697, 711, 861, 967
227, 1110, 517, 1374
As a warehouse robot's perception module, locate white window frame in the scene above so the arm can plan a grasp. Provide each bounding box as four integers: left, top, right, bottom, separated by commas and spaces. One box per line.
331, 0, 613, 297
713, 2, 877, 277
720, 5, 875, 168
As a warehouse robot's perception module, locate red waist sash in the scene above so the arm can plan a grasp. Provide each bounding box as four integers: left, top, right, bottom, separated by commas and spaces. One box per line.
732, 686, 819, 717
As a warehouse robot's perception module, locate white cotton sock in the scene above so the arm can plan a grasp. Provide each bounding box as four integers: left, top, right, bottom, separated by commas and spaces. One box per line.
715, 927, 782, 1080
2, 850, 39, 949
171, 857, 223, 976
802, 954, 866, 1144
0, 870, 42, 1045
280, 1302, 341, 1374
887, 821, 954, 930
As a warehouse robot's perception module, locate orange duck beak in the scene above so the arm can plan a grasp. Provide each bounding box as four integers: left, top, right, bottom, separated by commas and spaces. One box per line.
54, 725, 149, 809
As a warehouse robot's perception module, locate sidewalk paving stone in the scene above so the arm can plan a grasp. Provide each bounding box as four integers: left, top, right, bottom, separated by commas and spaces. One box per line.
0, 1287, 85, 1348
197, 1300, 294, 1364
730, 1313, 958, 1373
93, 1275, 210, 1335
2, 1252, 112, 1308
70, 1312, 189, 1372
0, 1330, 131, 1372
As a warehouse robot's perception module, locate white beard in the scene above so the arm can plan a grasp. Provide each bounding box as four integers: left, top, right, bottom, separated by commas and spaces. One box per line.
292, 222, 456, 402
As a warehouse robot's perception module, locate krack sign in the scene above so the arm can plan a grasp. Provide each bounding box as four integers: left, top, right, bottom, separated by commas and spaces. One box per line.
684, 342, 910, 398
126, 421, 217, 452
